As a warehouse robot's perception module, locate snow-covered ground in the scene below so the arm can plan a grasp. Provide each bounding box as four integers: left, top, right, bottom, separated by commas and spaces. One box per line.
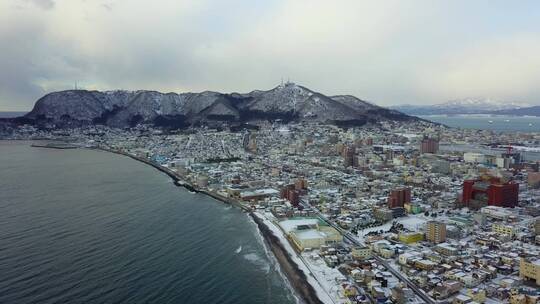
397, 215, 428, 231
357, 215, 428, 241
301, 252, 349, 303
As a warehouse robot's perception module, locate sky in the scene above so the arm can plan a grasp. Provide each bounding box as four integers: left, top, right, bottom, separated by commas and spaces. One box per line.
1, 0, 540, 111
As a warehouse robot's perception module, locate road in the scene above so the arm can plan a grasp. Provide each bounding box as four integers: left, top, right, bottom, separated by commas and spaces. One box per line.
301, 200, 435, 304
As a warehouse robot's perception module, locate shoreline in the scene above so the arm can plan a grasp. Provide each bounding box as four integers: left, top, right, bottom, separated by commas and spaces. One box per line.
251, 213, 324, 304
93, 146, 324, 304
94, 147, 250, 209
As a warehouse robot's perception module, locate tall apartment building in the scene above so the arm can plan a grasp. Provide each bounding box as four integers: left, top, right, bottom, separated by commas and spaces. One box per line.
343, 145, 357, 168
426, 221, 446, 244
420, 137, 439, 154
387, 187, 411, 209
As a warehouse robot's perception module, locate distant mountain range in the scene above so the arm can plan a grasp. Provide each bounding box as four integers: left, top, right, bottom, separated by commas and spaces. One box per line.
492, 106, 540, 116
391, 98, 538, 116
5, 82, 416, 129
0, 111, 27, 118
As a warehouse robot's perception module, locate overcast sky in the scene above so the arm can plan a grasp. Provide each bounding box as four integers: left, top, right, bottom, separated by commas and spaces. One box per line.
1, 0, 540, 110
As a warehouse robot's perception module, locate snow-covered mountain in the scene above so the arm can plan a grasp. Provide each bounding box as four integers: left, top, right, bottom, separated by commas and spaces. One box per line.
20, 82, 416, 128
392, 98, 530, 115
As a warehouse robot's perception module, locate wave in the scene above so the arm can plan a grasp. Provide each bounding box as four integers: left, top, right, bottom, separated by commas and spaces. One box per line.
247, 216, 302, 304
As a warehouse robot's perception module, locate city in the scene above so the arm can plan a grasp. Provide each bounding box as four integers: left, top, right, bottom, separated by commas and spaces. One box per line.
2, 2, 540, 303
4, 119, 539, 304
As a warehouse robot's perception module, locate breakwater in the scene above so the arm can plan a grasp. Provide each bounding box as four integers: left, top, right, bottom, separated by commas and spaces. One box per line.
31, 142, 78, 149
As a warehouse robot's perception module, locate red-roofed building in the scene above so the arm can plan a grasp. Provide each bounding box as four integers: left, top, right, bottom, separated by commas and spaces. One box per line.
462, 178, 518, 208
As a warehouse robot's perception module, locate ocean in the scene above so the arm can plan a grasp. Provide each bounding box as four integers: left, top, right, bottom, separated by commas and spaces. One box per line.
420, 115, 540, 132
0, 141, 297, 304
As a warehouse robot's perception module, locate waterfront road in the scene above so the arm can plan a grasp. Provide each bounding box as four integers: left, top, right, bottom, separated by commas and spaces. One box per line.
301, 200, 435, 304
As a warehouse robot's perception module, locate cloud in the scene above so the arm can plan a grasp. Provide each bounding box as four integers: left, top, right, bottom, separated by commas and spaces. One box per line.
26, 0, 55, 10
1, 0, 540, 110
416, 34, 540, 103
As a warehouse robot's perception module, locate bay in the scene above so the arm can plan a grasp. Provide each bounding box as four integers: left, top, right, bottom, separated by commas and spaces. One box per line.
0, 141, 297, 304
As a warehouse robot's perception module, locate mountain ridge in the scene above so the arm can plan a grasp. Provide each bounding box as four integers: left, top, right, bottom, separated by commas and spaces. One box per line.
20, 82, 416, 129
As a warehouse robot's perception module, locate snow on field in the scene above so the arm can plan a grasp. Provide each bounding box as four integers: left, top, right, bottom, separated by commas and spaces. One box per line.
357, 215, 428, 241
253, 212, 345, 304
397, 215, 427, 231
357, 222, 392, 241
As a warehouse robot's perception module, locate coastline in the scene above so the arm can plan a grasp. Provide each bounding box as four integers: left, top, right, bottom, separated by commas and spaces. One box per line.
251, 213, 324, 304
93, 146, 325, 304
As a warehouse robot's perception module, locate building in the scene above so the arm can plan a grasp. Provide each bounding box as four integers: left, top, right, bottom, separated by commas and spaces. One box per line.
343, 145, 357, 168
373, 207, 394, 222
414, 259, 436, 270
453, 294, 473, 304
431, 159, 451, 174
398, 232, 424, 244
426, 221, 446, 244
196, 175, 209, 188
247, 133, 257, 153
481, 206, 511, 220
502, 151, 522, 164
464, 152, 486, 163
519, 258, 540, 286
279, 218, 343, 251
404, 203, 423, 214
466, 288, 486, 303
435, 243, 458, 256
399, 252, 421, 265
388, 187, 411, 209
433, 281, 462, 300
240, 188, 279, 201
462, 178, 519, 208
528, 172, 540, 189
351, 246, 372, 260
420, 136, 439, 154
492, 223, 516, 238
294, 178, 308, 190
280, 184, 300, 206
496, 157, 513, 169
